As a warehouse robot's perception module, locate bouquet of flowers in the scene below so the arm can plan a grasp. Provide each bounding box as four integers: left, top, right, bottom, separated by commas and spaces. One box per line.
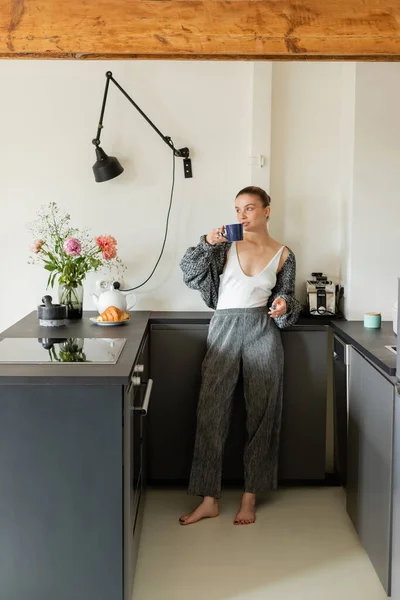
28, 202, 125, 318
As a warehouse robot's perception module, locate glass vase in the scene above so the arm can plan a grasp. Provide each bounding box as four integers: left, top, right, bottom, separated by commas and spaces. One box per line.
58, 282, 84, 320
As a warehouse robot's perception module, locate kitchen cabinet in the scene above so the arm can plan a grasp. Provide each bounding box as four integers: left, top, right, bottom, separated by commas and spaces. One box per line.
346, 346, 395, 595
280, 329, 328, 480
0, 384, 125, 600
147, 324, 328, 483
332, 335, 349, 486
124, 333, 151, 597
147, 324, 209, 481
0, 312, 152, 600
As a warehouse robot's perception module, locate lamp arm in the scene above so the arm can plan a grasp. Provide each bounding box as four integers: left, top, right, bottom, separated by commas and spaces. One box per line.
92, 71, 189, 159
92, 72, 112, 147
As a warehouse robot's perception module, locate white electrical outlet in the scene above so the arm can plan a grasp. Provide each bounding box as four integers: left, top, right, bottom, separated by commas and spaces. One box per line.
95, 278, 126, 292
96, 279, 111, 292
248, 155, 266, 168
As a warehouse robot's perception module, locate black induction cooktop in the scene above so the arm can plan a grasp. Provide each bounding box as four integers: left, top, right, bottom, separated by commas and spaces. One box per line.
0, 337, 127, 364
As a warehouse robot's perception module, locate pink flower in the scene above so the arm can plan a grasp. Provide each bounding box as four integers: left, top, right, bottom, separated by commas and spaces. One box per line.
30, 239, 44, 254
63, 237, 82, 256
95, 235, 117, 260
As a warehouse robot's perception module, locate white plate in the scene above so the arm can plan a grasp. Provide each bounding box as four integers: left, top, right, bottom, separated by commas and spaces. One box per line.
89, 317, 129, 327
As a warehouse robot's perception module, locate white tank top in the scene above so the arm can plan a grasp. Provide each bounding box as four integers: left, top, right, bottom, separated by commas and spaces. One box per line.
216, 243, 285, 310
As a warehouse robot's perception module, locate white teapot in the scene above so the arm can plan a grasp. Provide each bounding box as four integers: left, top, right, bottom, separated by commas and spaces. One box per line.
91, 281, 136, 315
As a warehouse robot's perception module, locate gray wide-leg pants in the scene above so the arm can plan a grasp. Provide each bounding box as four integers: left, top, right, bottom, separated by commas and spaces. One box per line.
188, 307, 284, 499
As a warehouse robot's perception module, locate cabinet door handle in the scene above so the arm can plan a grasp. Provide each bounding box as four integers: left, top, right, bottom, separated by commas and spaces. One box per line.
134, 379, 153, 415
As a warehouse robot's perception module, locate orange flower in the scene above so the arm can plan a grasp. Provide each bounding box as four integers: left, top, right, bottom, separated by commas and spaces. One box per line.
95, 235, 117, 260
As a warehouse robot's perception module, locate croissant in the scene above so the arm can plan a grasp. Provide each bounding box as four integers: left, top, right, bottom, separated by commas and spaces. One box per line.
96, 306, 130, 322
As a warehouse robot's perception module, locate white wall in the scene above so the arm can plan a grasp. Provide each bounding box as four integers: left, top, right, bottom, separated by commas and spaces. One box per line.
249, 62, 273, 191
347, 63, 400, 320
269, 62, 355, 305
2, 60, 399, 333
269, 61, 400, 320
0, 60, 255, 332
338, 64, 356, 318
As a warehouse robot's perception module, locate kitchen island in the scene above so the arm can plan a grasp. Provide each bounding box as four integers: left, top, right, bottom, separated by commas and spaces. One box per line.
0, 311, 151, 600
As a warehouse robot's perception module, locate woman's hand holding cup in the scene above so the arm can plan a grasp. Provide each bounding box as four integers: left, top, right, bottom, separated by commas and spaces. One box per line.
206, 226, 228, 245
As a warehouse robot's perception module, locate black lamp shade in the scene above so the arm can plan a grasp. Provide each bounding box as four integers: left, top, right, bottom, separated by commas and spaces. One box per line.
92, 146, 124, 182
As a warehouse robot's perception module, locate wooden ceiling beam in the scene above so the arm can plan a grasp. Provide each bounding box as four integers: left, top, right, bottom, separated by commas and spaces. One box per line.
1, 0, 400, 60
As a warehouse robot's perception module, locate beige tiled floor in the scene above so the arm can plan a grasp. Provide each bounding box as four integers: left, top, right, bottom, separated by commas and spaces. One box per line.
133, 486, 388, 600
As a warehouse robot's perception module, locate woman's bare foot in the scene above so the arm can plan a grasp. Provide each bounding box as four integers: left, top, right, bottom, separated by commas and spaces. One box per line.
179, 496, 219, 526
234, 492, 256, 525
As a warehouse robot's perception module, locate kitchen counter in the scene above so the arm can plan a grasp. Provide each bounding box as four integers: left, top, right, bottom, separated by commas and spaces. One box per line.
330, 320, 397, 377
148, 311, 339, 329
0, 310, 151, 385
0, 310, 334, 385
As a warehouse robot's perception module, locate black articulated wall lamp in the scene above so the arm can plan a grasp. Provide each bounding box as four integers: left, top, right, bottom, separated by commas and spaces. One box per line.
91, 71, 193, 293
92, 71, 193, 182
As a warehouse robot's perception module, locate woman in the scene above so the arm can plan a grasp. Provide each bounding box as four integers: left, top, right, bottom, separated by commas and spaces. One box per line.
179, 186, 301, 526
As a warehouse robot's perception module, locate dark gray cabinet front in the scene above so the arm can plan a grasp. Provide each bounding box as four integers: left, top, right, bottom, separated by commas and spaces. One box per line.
347, 346, 395, 595
0, 385, 124, 600
148, 324, 328, 484
147, 324, 209, 481
280, 330, 328, 480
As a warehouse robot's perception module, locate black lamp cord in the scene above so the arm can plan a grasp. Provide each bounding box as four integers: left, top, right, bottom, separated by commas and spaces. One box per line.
92, 71, 187, 292
120, 152, 176, 292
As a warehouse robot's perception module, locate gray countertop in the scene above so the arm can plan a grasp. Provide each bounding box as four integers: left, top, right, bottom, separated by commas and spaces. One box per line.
149, 311, 339, 329
330, 321, 397, 377
0, 310, 341, 385
0, 311, 151, 385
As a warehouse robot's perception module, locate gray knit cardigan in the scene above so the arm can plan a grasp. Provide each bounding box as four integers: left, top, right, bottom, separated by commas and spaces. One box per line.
179, 235, 301, 329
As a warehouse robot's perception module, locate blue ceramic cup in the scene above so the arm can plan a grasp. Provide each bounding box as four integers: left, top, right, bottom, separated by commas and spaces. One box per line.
224, 223, 244, 242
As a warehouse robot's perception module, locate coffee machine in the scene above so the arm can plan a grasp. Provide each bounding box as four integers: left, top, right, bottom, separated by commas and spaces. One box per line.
306, 272, 342, 317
